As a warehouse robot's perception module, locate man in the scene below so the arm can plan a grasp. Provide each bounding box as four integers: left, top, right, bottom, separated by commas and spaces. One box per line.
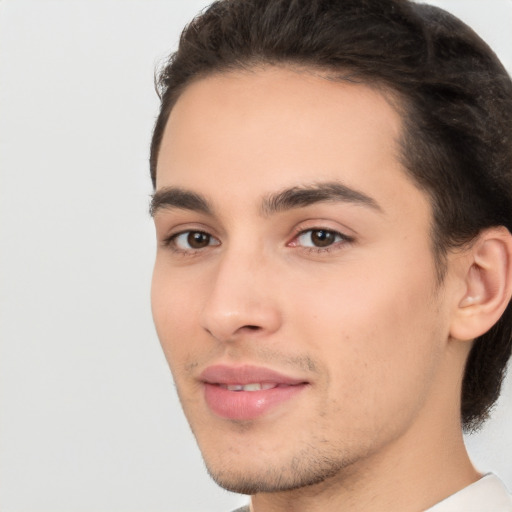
149, 1, 512, 510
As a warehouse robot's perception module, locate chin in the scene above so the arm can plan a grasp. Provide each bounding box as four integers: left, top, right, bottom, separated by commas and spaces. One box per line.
201, 446, 350, 495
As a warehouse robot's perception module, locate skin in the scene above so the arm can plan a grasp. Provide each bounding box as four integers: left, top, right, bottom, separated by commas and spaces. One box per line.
151, 67, 481, 511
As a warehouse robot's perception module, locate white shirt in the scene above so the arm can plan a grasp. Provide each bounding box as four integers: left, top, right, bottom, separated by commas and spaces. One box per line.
426, 474, 512, 511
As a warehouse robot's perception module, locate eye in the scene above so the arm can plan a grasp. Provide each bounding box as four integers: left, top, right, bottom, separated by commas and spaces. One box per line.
294, 229, 346, 248
169, 230, 220, 251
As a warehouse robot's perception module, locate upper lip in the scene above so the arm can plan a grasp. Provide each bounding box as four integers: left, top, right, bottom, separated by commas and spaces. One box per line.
199, 364, 307, 386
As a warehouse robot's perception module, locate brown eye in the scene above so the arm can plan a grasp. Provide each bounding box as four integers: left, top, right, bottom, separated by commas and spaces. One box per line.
171, 231, 220, 251
187, 231, 211, 248
310, 230, 336, 247
295, 229, 345, 249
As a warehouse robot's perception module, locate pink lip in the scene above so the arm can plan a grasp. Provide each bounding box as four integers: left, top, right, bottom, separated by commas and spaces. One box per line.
199, 365, 308, 421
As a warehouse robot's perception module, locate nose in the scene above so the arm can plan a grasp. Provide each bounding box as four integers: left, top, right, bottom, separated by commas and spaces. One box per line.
200, 247, 282, 343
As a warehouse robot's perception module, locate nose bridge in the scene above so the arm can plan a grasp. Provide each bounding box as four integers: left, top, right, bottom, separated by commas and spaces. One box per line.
200, 242, 281, 341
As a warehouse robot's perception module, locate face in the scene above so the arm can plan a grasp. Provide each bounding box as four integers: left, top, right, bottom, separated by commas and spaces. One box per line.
151, 67, 456, 494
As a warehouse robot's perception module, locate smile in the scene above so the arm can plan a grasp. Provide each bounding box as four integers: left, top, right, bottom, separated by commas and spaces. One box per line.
200, 365, 309, 420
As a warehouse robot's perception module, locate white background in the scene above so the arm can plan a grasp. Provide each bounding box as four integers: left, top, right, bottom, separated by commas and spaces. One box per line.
0, 1, 511, 511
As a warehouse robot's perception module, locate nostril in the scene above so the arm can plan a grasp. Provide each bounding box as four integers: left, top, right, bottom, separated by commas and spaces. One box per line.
245, 325, 260, 331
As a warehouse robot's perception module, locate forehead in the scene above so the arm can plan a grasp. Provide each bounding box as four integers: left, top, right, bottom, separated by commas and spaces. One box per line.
156, 66, 418, 215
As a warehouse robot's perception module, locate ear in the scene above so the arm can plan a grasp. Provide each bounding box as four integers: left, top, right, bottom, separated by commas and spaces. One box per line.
450, 226, 512, 341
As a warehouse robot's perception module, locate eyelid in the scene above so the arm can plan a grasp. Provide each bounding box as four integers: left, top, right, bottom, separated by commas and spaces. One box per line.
157, 219, 217, 240
289, 219, 355, 239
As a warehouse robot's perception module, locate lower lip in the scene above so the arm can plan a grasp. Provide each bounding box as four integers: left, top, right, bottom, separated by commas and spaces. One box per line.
204, 383, 307, 421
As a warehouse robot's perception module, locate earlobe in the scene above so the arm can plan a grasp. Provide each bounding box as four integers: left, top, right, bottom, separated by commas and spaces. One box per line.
450, 227, 512, 341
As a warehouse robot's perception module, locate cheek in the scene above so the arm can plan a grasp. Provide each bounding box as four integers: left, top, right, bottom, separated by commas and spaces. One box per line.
150, 260, 202, 368
286, 250, 445, 414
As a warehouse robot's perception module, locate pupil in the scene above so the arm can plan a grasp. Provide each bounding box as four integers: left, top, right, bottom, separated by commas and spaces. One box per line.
188, 232, 209, 248
311, 230, 334, 247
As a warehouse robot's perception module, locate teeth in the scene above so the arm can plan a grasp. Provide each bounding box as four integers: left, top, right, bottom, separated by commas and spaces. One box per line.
242, 383, 263, 391
226, 384, 244, 391
221, 383, 277, 392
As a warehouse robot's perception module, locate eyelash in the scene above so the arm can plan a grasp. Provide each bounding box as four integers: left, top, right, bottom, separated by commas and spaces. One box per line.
162, 227, 353, 256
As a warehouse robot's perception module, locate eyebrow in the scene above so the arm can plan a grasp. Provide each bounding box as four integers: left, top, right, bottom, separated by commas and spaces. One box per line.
261, 182, 382, 215
150, 187, 213, 217
150, 181, 381, 218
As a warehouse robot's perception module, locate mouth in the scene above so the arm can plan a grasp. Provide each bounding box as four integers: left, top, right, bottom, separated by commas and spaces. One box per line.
199, 365, 309, 421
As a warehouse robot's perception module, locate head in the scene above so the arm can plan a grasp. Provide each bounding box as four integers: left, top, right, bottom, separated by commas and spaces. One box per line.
149, 0, 512, 496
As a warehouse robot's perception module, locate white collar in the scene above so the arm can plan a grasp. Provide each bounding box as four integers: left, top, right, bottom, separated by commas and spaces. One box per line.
425, 474, 512, 511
